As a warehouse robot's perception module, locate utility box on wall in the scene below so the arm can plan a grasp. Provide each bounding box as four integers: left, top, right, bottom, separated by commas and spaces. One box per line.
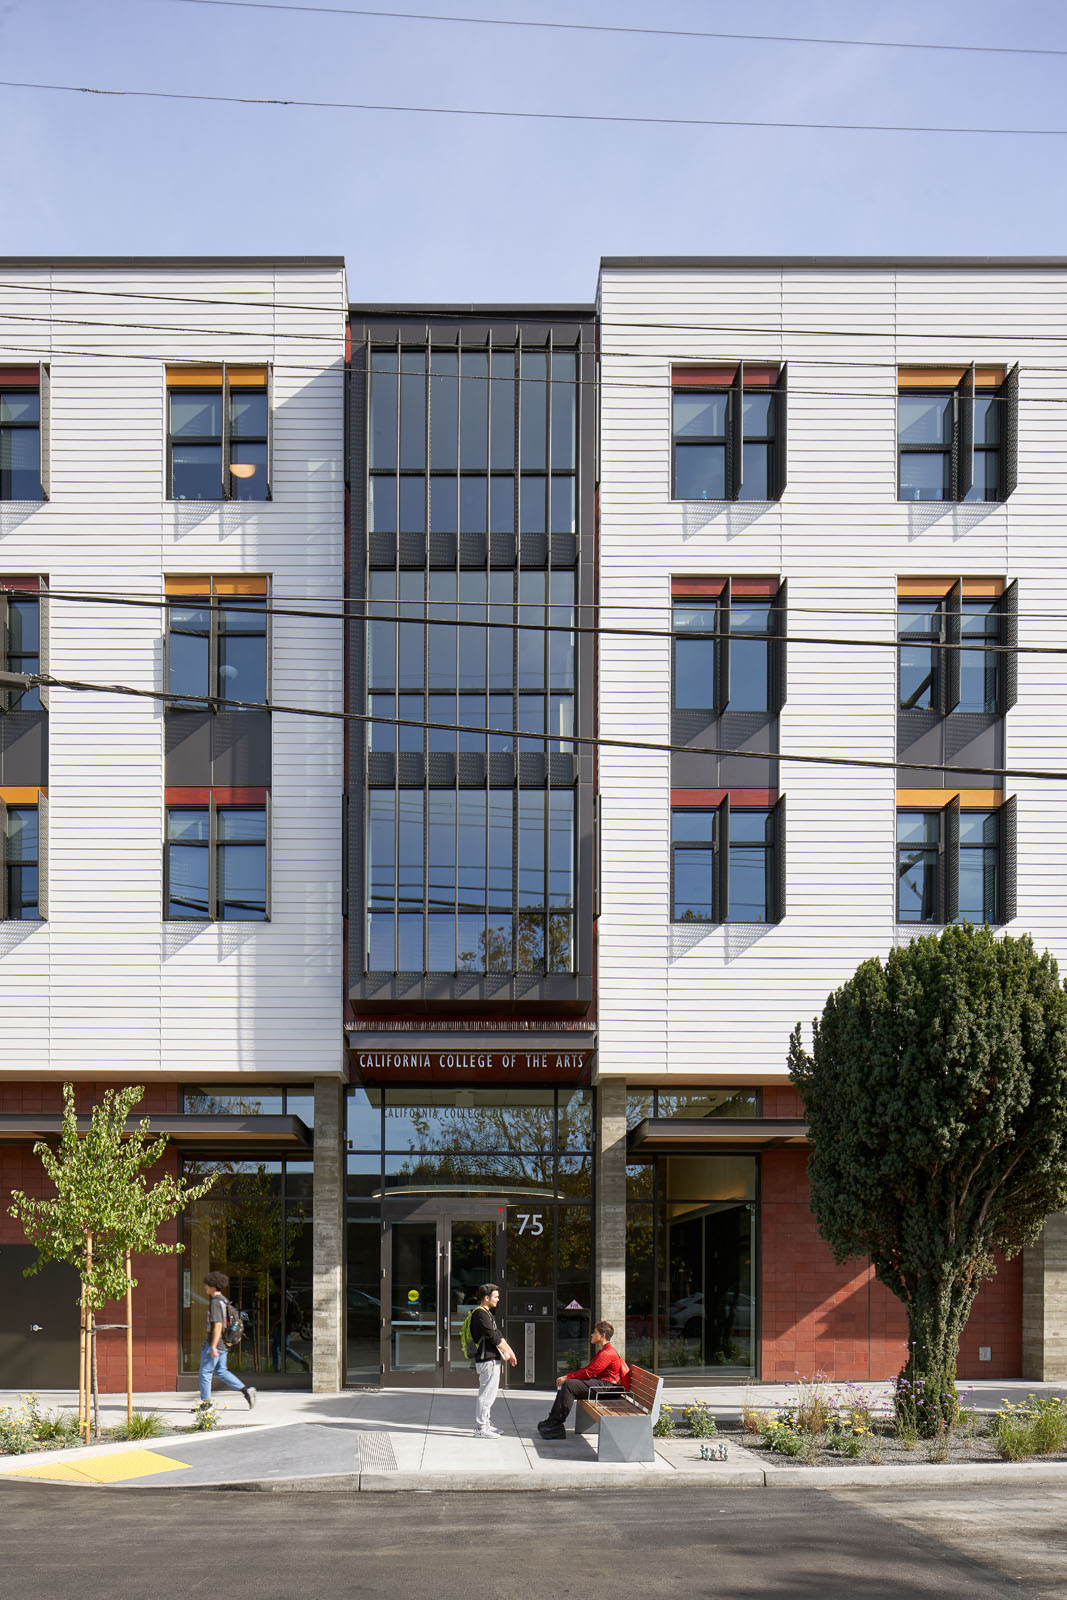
505, 1288, 556, 1389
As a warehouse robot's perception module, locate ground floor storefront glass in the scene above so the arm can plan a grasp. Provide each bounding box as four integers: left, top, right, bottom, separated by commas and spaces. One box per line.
345, 1085, 593, 1386
179, 1158, 313, 1383
626, 1154, 757, 1380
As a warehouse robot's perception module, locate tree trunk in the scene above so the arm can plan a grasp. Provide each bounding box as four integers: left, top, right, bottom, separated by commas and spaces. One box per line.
82, 1234, 93, 1444
78, 1282, 87, 1439
896, 1279, 972, 1437
125, 1252, 134, 1428
91, 1311, 100, 1442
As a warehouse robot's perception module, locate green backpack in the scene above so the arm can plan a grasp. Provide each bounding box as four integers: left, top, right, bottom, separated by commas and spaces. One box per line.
460, 1305, 480, 1359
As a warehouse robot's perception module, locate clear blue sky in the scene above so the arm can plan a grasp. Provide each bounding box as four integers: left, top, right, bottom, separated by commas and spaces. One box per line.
3, 0, 1067, 302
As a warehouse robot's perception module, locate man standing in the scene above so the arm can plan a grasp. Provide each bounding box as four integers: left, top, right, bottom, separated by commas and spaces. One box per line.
199, 1271, 257, 1411
537, 1320, 626, 1439
469, 1283, 516, 1439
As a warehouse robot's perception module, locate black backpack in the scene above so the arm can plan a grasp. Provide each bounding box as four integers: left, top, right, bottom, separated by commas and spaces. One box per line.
219, 1298, 244, 1348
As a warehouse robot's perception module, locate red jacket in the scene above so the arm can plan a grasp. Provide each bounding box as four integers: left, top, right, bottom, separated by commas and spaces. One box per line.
567, 1342, 629, 1387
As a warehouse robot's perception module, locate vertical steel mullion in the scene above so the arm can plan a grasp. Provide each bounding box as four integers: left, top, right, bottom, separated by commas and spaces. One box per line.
363, 341, 374, 978
220, 362, 230, 500
482, 550, 490, 962
393, 343, 402, 973
208, 793, 218, 922
511, 562, 519, 974
208, 582, 219, 708
453, 544, 460, 968
543, 571, 550, 968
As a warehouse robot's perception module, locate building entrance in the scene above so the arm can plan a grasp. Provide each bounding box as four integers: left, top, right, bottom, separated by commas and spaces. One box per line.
382, 1200, 506, 1387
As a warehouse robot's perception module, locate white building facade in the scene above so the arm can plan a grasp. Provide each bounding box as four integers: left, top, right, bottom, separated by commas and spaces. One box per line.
0, 259, 348, 1392
595, 257, 1067, 1383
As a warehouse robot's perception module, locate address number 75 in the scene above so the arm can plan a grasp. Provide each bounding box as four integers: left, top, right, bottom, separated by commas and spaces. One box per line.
515, 1213, 544, 1235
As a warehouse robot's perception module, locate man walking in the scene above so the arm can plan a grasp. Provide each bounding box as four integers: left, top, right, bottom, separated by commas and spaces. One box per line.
537, 1320, 626, 1439
468, 1283, 516, 1439
199, 1271, 257, 1411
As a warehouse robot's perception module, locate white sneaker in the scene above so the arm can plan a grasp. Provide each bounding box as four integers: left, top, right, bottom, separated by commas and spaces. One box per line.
474, 1426, 502, 1438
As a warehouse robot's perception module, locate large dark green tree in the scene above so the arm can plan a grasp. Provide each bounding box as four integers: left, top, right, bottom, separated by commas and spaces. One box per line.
788, 924, 1067, 1434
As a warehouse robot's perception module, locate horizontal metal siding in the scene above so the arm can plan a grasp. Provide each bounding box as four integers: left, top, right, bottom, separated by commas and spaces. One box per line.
598, 263, 1067, 1083
0, 266, 346, 1081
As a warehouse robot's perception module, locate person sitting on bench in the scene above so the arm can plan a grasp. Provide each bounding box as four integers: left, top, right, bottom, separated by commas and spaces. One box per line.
537, 1320, 629, 1439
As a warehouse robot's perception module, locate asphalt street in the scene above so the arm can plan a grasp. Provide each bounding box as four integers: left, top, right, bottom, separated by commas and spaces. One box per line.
2, 1484, 1065, 1599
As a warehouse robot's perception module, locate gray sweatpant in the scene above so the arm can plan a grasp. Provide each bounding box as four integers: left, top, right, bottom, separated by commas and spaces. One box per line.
475, 1359, 501, 1431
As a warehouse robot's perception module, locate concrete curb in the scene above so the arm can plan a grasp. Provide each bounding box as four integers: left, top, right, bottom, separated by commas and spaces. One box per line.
15, 1458, 1067, 1493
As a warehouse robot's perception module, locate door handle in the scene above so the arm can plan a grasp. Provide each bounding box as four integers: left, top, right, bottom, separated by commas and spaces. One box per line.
30, 1324, 42, 1333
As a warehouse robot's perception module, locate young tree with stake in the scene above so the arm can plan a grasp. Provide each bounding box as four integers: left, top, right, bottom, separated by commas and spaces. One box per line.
8, 1084, 214, 1439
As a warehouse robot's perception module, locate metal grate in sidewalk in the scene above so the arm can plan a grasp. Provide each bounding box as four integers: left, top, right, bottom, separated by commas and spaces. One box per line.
355, 1430, 397, 1472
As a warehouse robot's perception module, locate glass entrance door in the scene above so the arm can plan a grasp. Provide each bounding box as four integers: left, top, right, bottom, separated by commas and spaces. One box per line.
382, 1202, 505, 1386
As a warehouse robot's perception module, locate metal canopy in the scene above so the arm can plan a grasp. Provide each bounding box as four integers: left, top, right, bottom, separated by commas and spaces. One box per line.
627, 1117, 808, 1151
0, 1113, 313, 1157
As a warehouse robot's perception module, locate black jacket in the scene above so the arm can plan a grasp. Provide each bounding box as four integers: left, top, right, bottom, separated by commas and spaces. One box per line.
469, 1305, 503, 1363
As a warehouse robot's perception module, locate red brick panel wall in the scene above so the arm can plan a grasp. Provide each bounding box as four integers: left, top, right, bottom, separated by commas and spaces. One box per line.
760, 1149, 1022, 1382
1, 1081, 182, 1391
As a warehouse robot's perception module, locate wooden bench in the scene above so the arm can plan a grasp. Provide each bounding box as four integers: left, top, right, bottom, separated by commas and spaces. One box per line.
574, 1364, 664, 1462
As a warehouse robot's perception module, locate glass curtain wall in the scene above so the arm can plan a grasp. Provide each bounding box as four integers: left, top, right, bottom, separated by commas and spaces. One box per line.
178, 1086, 315, 1382
345, 1085, 593, 1382
364, 336, 578, 979
180, 1158, 313, 1382
624, 1092, 758, 1380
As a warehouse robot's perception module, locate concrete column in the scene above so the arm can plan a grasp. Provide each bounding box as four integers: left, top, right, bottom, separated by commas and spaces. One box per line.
1022, 1210, 1067, 1382
312, 1076, 345, 1393
595, 1077, 628, 1356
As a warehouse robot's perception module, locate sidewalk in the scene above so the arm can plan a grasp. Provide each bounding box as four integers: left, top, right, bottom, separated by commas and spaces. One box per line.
1, 1380, 1065, 1492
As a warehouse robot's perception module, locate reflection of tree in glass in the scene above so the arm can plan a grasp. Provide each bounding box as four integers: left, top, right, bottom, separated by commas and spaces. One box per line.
458, 910, 572, 975
187, 1160, 303, 1367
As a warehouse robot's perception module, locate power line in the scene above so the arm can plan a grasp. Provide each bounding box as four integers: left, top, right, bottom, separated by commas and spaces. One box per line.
10, 335, 1067, 412
9, 328, 1067, 408
165, 0, 1067, 63
17, 582, 1067, 629
19, 669, 1067, 784
10, 275, 1067, 356
5, 75, 1067, 139
3, 585, 1058, 660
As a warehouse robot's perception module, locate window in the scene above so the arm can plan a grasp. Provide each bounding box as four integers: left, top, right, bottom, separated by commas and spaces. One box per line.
0, 797, 45, 920
896, 796, 1014, 924
0, 368, 46, 501
166, 578, 269, 706
367, 787, 574, 974
670, 800, 784, 924
167, 366, 270, 501
897, 365, 1017, 503
166, 802, 269, 920
672, 579, 786, 714
897, 582, 1016, 715
0, 582, 43, 712
368, 342, 578, 537
672, 364, 786, 502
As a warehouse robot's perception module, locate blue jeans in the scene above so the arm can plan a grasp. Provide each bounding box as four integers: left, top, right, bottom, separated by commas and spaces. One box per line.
199, 1341, 246, 1402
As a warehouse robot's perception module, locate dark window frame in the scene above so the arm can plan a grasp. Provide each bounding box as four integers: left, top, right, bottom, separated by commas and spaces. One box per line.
896, 797, 1013, 925
671, 363, 787, 503
671, 579, 787, 715
0, 582, 45, 713
0, 366, 47, 502
365, 785, 576, 977
165, 798, 271, 922
367, 340, 579, 538
670, 799, 785, 925
0, 795, 46, 920
897, 583, 1015, 716
165, 580, 271, 712
167, 366, 272, 502
897, 365, 1018, 504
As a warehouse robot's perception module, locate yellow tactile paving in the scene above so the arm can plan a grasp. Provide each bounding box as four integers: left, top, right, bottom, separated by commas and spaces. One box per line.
2, 1448, 189, 1484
